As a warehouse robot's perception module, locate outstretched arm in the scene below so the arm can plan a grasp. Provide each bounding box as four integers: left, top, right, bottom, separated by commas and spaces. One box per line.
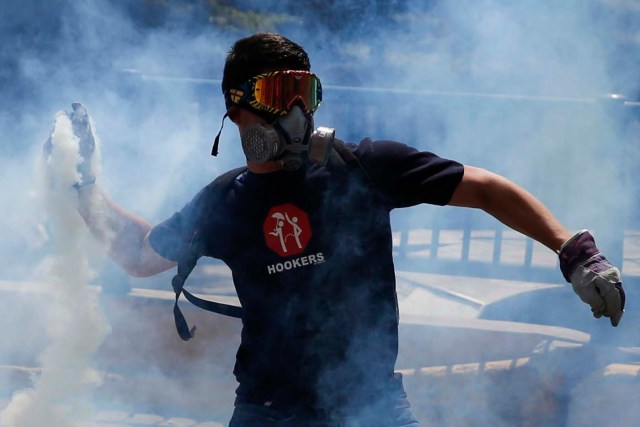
448, 165, 571, 250
448, 165, 624, 326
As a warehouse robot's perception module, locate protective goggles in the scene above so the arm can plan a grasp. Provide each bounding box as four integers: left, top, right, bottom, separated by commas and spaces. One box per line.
224, 70, 322, 116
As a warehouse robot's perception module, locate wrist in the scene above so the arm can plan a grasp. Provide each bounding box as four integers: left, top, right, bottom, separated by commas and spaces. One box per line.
558, 229, 598, 282
76, 180, 100, 205
73, 176, 96, 189
558, 229, 589, 254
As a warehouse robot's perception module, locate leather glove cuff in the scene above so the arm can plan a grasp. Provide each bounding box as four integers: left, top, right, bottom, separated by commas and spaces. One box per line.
558, 230, 606, 282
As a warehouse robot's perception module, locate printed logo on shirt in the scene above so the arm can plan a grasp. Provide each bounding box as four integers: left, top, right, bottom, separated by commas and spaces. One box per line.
263, 203, 312, 257
266, 252, 325, 275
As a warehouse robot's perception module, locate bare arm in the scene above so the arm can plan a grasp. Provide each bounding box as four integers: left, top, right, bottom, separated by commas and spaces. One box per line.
76, 185, 176, 277
448, 165, 572, 252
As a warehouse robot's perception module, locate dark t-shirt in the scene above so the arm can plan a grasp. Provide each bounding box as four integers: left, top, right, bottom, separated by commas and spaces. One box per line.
149, 138, 464, 414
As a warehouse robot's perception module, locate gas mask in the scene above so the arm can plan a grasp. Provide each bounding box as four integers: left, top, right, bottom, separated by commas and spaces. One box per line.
212, 70, 335, 169
241, 105, 335, 170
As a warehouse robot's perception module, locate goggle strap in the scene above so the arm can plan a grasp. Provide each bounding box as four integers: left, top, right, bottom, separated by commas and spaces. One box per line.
211, 113, 228, 157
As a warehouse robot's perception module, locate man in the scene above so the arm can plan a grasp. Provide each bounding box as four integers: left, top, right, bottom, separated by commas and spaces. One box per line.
67, 33, 624, 426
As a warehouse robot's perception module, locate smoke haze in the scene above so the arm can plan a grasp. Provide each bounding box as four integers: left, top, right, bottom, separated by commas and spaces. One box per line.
1, 114, 110, 426
0, 0, 638, 425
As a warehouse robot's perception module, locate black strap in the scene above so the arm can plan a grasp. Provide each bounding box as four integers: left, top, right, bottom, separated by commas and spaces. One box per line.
331, 138, 373, 184
211, 113, 228, 157
172, 250, 242, 341
171, 167, 247, 341
172, 255, 199, 341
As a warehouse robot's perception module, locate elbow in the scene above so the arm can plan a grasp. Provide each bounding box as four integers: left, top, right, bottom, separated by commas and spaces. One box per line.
109, 230, 176, 278
115, 258, 151, 278
121, 259, 175, 278
126, 266, 154, 278
111, 252, 160, 278
117, 252, 177, 278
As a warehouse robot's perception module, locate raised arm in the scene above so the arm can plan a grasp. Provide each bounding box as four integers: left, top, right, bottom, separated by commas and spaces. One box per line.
76, 185, 175, 277
45, 103, 175, 278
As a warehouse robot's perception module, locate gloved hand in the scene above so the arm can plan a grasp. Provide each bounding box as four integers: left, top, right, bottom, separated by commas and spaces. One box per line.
559, 230, 625, 327
69, 102, 96, 187
43, 102, 97, 188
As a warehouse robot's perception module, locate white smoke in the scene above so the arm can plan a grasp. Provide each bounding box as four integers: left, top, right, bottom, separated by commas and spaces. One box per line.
0, 0, 638, 424
0, 113, 110, 427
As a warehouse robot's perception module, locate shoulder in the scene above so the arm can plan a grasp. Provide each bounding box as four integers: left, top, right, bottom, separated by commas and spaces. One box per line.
199, 166, 248, 199
208, 166, 248, 190
330, 138, 420, 169
350, 138, 425, 163
350, 138, 449, 174
346, 138, 464, 205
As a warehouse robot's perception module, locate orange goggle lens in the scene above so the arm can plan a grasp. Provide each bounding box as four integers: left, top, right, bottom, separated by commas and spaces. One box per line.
226, 71, 322, 115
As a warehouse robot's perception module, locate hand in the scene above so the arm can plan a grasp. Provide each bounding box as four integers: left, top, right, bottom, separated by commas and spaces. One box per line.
69, 102, 96, 187
43, 103, 96, 187
559, 230, 625, 327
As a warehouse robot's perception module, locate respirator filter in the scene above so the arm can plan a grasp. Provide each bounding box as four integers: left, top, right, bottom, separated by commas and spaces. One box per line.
241, 124, 281, 163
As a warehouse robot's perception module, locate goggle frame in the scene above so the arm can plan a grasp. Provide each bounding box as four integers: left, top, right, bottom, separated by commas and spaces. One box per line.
225, 70, 323, 116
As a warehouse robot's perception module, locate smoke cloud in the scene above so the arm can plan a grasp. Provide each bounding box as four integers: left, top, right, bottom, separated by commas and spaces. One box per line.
1, 114, 110, 426
0, 0, 638, 425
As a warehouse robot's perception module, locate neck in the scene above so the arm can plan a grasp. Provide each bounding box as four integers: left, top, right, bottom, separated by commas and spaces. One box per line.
247, 160, 284, 174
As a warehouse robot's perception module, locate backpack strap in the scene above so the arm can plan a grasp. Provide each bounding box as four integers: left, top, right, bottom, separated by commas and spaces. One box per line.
331, 138, 373, 185
172, 166, 246, 341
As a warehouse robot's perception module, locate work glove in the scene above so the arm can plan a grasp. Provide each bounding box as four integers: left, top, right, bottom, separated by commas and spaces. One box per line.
43, 102, 97, 188
559, 230, 625, 327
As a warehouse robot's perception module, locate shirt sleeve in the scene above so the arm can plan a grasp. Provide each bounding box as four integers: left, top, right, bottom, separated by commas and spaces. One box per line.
148, 187, 208, 262
354, 139, 465, 208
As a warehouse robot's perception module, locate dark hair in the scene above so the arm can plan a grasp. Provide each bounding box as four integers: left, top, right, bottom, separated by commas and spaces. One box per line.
221, 33, 311, 94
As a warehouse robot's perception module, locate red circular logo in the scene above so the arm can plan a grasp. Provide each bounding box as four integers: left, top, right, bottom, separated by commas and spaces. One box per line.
263, 203, 312, 257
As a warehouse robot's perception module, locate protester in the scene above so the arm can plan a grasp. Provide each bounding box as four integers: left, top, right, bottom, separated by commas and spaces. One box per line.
58, 33, 624, 426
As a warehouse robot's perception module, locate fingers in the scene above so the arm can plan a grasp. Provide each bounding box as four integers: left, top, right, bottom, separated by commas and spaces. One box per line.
71, 102, 87, 117
572, 267, 625, 327
593, 270, 624, 327
70, 103, 90, 130
46, 104, 97, 187
571, 268, 605, 308
67, 102, 95, 158
71, 103, 89, 127
610, 309, 623, 327
601, 283, 624, 326
615, 282, 626, 311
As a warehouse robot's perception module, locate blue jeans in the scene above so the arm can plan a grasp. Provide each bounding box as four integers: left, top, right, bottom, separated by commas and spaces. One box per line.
228, 396, 419, 427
